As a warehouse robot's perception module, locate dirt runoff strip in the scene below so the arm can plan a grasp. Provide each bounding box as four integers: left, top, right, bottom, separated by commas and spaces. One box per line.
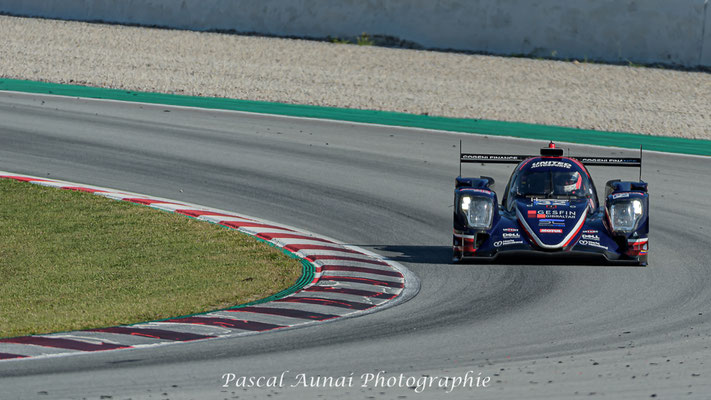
0, 15, 709, 139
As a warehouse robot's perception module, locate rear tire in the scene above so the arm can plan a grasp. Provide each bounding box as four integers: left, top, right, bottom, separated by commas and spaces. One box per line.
452, 248, 462, 263
639, 254, 648, 266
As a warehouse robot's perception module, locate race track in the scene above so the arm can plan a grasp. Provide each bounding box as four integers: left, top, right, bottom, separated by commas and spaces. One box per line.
1, 91, 710, 399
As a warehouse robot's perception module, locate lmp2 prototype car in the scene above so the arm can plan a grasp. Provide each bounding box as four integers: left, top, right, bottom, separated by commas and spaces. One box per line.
453, 142, 649, 265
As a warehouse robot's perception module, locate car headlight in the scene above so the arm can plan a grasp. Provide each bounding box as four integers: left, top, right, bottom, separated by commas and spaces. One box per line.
460, 195, 493, 229
609, 199, 643, 232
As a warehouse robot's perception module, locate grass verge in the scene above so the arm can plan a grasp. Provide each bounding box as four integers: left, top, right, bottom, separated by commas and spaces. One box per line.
0, 179, 302, 338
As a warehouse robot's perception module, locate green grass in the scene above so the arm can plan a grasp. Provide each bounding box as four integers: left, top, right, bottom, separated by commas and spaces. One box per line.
329, 36, 351, 44
356, 33, 374, 46
0, 179, 302, 338
328, 32, 374, 46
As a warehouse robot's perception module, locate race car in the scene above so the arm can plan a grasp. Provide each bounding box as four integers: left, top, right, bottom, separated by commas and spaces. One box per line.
453, 142, 649, 265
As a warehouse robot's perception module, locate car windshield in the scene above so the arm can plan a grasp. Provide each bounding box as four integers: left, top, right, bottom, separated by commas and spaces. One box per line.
513, 170, 588, 198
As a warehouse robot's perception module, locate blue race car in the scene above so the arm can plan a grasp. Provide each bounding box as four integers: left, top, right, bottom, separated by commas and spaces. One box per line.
453, 142, 649, 265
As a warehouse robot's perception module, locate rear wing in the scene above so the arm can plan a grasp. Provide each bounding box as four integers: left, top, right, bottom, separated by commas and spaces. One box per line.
575, 157, 641, 167
458, 141, 643, 179
460, 154, 530, 164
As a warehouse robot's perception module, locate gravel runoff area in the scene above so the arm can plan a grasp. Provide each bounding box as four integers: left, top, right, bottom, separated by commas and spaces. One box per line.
1, 15, 709, 139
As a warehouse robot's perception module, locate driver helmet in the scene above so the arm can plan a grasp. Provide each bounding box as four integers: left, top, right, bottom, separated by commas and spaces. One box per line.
554, 171, 582, 193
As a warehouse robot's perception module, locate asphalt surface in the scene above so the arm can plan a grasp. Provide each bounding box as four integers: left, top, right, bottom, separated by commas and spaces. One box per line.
1, 91, 710, 400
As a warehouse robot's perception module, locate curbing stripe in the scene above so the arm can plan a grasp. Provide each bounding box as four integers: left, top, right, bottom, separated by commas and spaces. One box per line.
124, 198, 183, 206
160, 317, 283, 332
284, 244, 365, 255
88, 327, 215, 342
176, 210, 254, 220
0, 353, 27, 360
287, 293, 389, 306
0, 172, 418, 361
320, 265, 403, 278
256, 233, 335, 243
207, 311, 314, 326
228, 307, 338, 321
220, 221, 296, 232
303, 286, 397, 299
273, 297, 373, 310
304, 255, 390, 266
0, 337, 130, 352
1, 175, 52, 182
320, 276, 405, 288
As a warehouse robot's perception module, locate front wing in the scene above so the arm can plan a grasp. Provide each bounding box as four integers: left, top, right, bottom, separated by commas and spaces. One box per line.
453, 212, 648, 265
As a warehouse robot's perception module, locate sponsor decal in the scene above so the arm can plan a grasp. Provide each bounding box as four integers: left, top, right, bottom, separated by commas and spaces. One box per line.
579, 157, 637, 164
534, 199, 569, 206
462, 154, 523, 162
527, 210, 545, 219
461, 188, 491, 194
612, 193, 630, 199
544, 210, 576, 219
503, 228, 519, 232
582, 234, 600, 241
582, 230, 597, 234
539, 228, 563, 234
531, 161, 572, 169
494, 239, 525, 247
503, 232, 520, 239
627, 238, 648, 244
529, 209, 577, 219
539, 218, 565, 227
578, 240, 608, 250
625, 239, 648, 256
